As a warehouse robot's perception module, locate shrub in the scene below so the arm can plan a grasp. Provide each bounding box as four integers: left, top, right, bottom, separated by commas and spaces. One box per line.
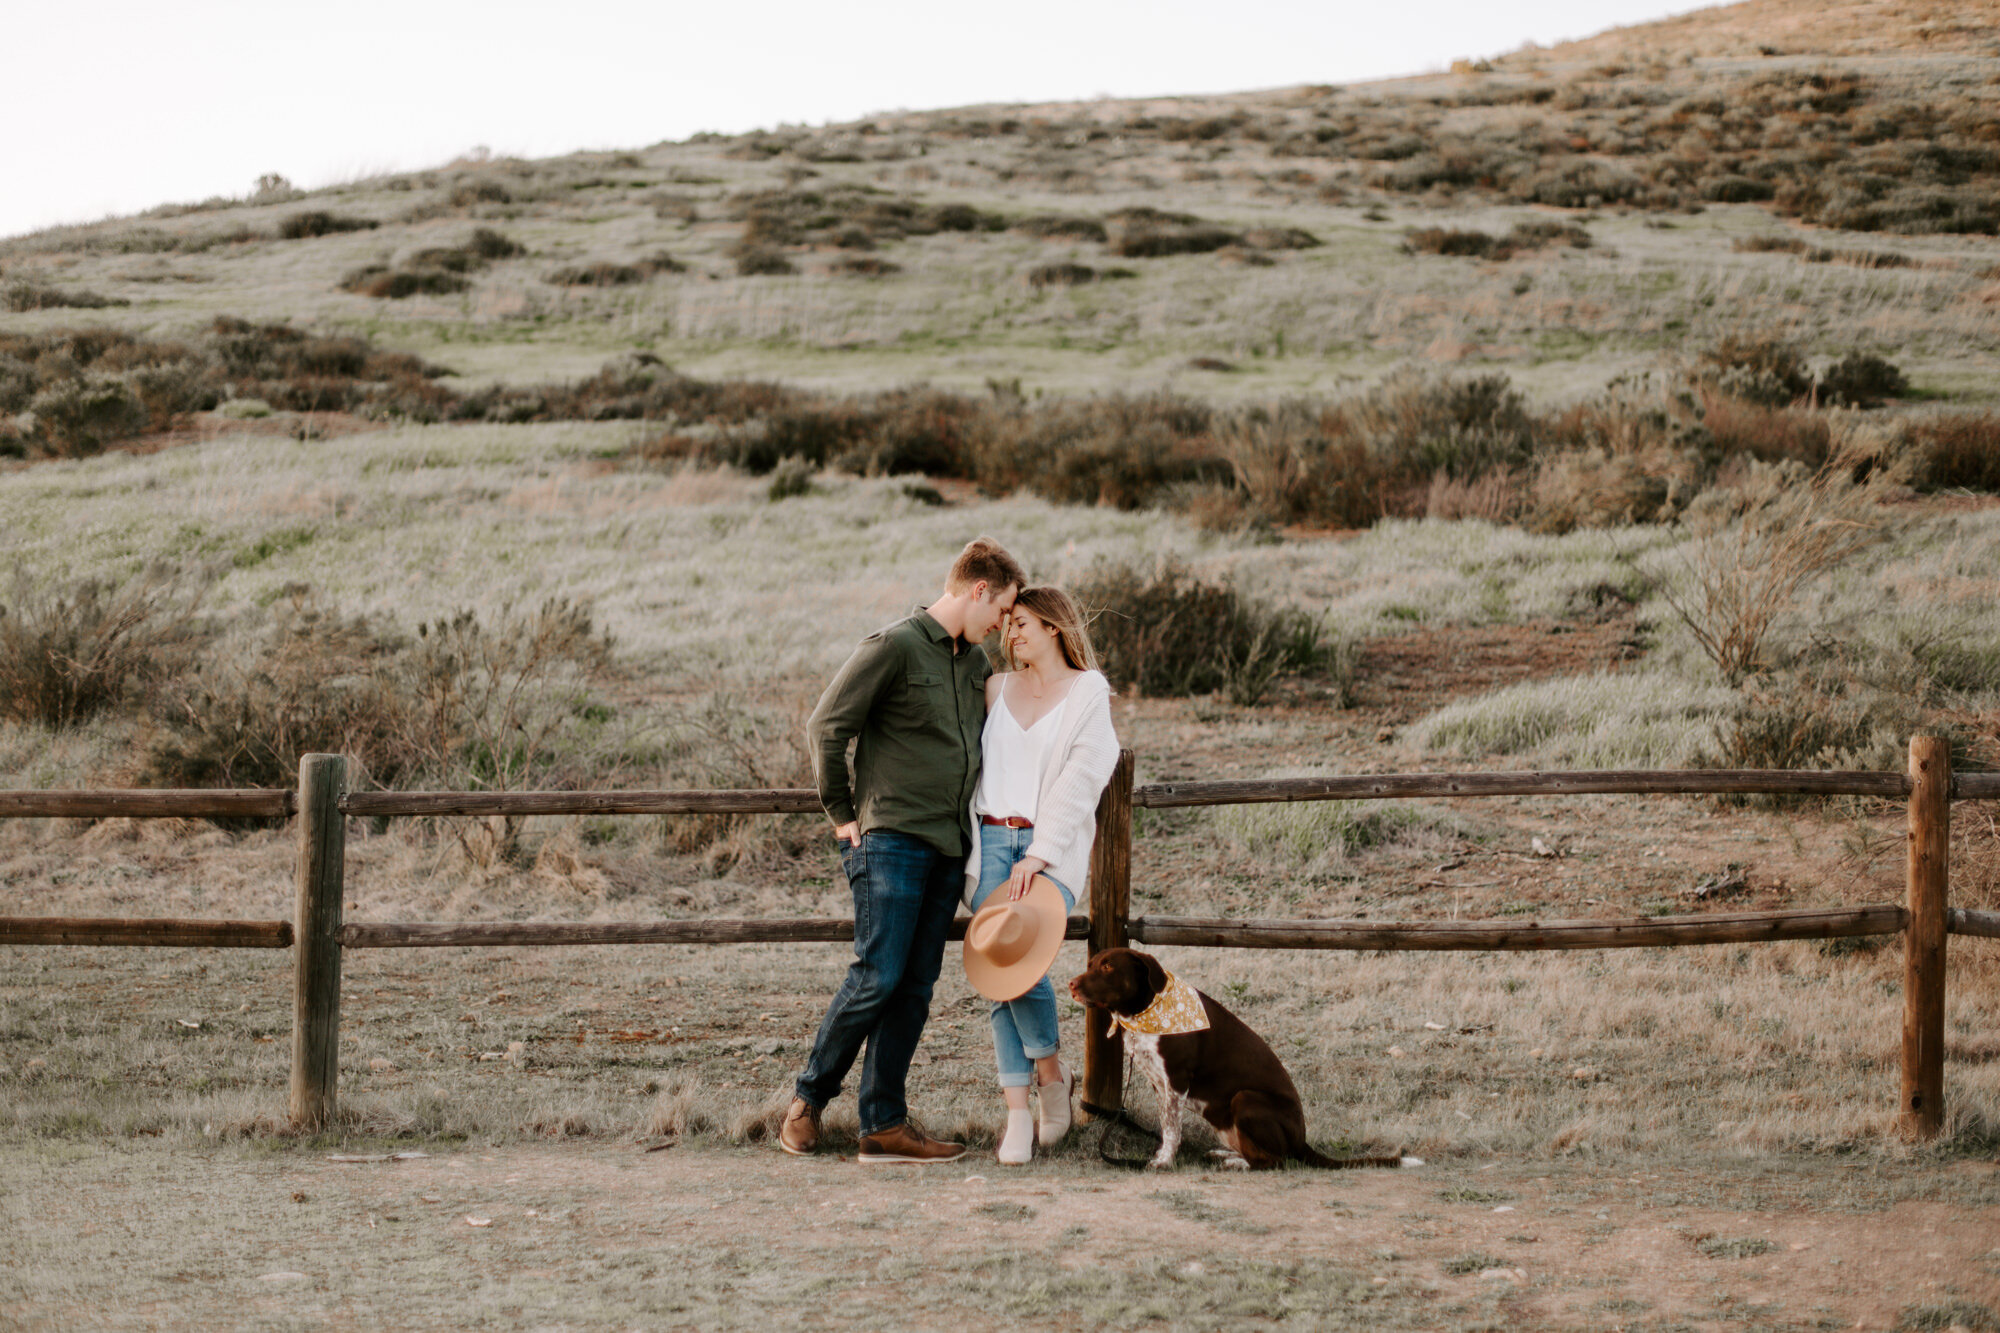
2, 282, 129, 312
1026, 263, 1098, 288
545, 253, 681, 287
1806, 247, 1914, 269
766, 456, 815, 499
1701, 333, 1813, 405
1654, 453, 1889, 683
1013, 214, 1108, 242
1104, 207, 1241, 258
1700, 393, 1833, 467
1817, 352, 1909, 407
0, 570, 206, 729
1714, 677, 1881, 772
1403, 221, 1588, 260
447, 178, 512, 207
124, 360, 221, 427
28, 376, 149, 454
921, 202, 1002, 232
969, 393, 1225, 508
1239, 227, 1321, 250
340, 265, 470, 299
544, 262, 644, 287
465, 227, 524, 260
1070, 559, 1323, 705
1732, 236, 1807, 254
343, 228, 528, 299
1906, 412, 2000, 491
1527, 450, 1674, 533
1704, 175, 1776, 202
735, 247, 796, 276
1404, 227, 1500, 258
277, 211, 379, 240
829, 255, 899, 277
144, 593, 615, 831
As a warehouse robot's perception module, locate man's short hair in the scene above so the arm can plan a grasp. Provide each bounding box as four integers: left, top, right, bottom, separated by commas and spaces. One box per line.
946, 537, 1026, 596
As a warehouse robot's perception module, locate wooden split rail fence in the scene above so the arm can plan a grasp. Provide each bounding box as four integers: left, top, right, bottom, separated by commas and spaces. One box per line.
4, 741, 1997, 1139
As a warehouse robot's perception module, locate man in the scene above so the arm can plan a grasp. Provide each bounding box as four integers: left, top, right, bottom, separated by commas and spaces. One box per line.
780, 537, 1025, 1163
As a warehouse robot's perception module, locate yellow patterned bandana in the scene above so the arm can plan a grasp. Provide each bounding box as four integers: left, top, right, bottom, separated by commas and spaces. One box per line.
1109, 969, 1211, 1038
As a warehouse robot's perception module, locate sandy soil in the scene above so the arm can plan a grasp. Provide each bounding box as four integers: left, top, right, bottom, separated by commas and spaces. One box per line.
5, 1142, 1997, 1330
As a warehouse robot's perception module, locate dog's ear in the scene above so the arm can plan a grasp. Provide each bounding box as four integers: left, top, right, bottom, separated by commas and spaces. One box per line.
1139, 950, 1168, 998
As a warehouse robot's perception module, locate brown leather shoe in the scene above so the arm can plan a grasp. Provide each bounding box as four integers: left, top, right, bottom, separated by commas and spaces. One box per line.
857, 1121, 966, 1164
778, 1097, 821, 1156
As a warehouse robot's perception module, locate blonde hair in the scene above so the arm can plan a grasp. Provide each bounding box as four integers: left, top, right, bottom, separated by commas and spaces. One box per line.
1006, 586, 1099, 673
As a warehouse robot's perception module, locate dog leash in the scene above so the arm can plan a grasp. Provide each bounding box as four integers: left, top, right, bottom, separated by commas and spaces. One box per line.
1078, 1048, 1161, 1169
1078, 1097, 1159, 1169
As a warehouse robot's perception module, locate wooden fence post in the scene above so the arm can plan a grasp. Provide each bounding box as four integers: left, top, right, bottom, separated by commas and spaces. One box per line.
1082, 749, 1135, 1119
290, 754, 347, 1130
1901, 735, 1950, 1140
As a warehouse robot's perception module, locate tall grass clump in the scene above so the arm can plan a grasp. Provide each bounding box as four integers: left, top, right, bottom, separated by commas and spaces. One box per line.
1404, 672, 1741, 768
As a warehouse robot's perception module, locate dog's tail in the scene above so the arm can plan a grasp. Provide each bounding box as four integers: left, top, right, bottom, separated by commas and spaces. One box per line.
1297, 1145, 1422, 1170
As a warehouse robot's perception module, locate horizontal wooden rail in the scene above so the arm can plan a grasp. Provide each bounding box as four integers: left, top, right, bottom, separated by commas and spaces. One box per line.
1950, 908, 2000, 940
0, 916, 294, 948
1129, 905, 1906, 951
342, 915, 1094, 949
341, 789, 823, 817
0, 790, 293, 819
1134, 770, 1914, 808
3, 768, 1989, 826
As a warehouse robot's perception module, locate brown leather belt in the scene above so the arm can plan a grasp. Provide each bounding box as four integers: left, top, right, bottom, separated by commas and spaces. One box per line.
980, 814, 1033, 829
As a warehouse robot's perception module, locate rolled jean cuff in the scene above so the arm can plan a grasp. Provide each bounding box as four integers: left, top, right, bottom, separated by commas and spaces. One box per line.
1019, 1040, 1059, 1060
996, 1071, 1035, 1089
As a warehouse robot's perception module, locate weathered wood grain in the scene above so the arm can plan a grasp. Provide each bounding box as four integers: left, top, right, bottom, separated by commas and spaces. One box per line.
0, 917, 293, 947
1128, 905, 1906, 951
0, 789, 292, 819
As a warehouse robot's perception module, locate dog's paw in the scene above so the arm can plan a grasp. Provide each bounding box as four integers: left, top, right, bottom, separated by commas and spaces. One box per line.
1399, 1156, 1426, 1168
1146, 1155, 1175, 1171
1219, 1155, 1250, 1171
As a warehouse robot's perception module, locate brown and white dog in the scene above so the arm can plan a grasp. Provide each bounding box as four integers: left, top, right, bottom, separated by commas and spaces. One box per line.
1070, 947, 1418, 1171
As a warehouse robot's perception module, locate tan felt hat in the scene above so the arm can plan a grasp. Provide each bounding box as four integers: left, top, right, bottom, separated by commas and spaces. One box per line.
962, 874, 1068, 1001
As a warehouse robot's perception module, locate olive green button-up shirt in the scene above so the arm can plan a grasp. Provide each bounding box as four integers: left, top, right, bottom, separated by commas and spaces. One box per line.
808, 607, 993, 858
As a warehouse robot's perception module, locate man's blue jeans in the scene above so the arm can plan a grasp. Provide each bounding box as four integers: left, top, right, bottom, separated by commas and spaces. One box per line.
794, 829, 962, 1135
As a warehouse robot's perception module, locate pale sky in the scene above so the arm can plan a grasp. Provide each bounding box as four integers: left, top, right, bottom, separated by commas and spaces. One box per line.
2, 0, 1719, 241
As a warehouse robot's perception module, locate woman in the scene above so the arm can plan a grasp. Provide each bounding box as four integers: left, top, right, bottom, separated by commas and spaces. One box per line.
965, 586, 1121, 1165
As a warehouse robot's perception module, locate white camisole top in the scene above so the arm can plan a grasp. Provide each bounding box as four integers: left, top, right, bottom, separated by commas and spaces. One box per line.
973, 684, 1070, 824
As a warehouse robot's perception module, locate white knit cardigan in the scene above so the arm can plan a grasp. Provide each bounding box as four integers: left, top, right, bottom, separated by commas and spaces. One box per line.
962, 669, 1121, 908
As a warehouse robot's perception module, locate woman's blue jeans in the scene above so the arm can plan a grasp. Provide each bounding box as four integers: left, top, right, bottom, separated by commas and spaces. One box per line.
971, 825, 1074, 1089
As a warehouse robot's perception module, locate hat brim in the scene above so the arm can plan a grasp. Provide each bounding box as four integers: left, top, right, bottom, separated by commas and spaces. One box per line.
962, 874, 1069, 1002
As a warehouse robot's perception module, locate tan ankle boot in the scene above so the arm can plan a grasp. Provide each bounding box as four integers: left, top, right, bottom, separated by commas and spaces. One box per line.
1036, 1060, 1073, 1147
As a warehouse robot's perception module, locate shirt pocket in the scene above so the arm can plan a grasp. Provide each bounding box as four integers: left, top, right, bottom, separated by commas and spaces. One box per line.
904, 670, 950, 724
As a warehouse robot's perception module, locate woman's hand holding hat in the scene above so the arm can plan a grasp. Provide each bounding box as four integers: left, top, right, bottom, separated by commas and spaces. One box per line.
1005, 855, 1047, 901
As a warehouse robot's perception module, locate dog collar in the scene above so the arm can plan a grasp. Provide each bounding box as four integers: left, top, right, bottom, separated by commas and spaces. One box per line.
1109, 969, 1211, 1037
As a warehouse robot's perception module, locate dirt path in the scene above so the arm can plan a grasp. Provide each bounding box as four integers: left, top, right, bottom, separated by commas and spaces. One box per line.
6, 1142, 1997, 1330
